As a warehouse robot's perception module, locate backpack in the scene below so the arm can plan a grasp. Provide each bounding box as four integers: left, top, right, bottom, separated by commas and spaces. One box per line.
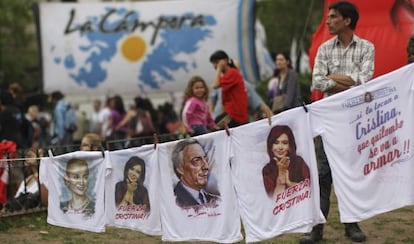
65, 104, 78, 133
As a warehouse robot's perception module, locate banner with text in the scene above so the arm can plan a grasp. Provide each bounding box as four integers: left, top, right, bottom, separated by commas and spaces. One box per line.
39, 0, 258, 95
309, 63, 414, 222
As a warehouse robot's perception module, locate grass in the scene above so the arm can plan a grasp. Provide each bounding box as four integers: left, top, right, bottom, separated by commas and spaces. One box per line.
1, 194, 413, 243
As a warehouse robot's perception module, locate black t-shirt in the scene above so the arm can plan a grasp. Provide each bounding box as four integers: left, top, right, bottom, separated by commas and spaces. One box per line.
0, 106, 26, 148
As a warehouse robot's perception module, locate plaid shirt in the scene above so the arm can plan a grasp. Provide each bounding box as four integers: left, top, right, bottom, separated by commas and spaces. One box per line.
312, 34, 375, 93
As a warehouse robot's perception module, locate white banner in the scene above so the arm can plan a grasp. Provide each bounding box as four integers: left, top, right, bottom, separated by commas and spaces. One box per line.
39, 0, 258, 96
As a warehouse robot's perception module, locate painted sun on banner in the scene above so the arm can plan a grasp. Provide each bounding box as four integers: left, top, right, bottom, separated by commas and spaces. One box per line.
39, 0, 258, 95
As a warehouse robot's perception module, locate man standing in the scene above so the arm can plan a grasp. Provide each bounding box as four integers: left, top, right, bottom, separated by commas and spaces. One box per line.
50, 91, 75, 153
172, 138, 219, 208
301, 2, 374, 243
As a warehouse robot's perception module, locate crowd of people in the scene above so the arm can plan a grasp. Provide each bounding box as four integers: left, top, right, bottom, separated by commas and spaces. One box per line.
0, 49, 275, 215
2, 1, 414, 242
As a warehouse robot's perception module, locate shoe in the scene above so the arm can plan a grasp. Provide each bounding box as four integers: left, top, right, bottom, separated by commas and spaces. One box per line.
299, 225, 323, 244
344, 223, 366, 242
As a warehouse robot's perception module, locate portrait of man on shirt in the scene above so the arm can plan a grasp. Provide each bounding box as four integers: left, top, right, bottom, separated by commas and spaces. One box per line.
171, 138, 220, 209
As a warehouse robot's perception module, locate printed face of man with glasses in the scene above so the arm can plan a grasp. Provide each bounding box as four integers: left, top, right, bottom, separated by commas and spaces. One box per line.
176, 142, 209, 191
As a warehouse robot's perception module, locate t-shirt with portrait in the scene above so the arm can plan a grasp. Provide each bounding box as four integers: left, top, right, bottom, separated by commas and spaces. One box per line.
105, 145, 161, 235
231, 107, 324, 242
40, 151, 107, 232
157, 132, 242, 242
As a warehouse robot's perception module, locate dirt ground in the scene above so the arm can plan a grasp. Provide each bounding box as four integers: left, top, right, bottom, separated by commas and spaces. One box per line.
1, 196, 413, 244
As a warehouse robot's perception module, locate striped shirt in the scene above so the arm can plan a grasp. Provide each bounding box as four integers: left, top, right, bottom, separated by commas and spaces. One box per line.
312, 34, 375, 94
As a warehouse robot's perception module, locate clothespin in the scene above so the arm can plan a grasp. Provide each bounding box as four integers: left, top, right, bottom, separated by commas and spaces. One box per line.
48, 148, 54, 157
153, 133, 159, 149
223, 121, 230, 136
100, 143, 105, 158
267, 116, 272, 126
302, 101, 308, 113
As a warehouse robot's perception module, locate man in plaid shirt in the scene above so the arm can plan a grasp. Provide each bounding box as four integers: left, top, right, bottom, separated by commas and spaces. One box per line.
301, 1, 375, 243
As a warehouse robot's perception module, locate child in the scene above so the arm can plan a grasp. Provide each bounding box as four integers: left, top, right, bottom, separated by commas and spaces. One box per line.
80, 133, 103, 151
209, 50, 248, 128
182, 76, 218, 136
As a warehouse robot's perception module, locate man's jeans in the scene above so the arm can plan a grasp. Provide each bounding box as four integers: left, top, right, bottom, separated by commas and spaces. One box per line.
315, 136, 332, 219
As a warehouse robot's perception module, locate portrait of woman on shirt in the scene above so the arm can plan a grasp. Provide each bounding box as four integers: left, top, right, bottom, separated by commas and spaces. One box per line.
262, 125, 310, 199
115, 156, 150, 212
60, 158, 95, 216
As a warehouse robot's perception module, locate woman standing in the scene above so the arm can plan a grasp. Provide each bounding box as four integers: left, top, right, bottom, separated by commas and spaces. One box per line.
108, 95, 127, 149
209, 50, 248, 128
262, 125, 310, 198
270, 52, 302, 114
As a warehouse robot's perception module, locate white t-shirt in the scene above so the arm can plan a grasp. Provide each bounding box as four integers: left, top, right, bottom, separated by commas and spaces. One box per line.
309, 63, 414, 222
105, 145, 161, 235
231, 108, 325, 242
158, 132, 242, 242
41, 151, 107, 232
14, 175, 39, 198
100, 107, 111, 138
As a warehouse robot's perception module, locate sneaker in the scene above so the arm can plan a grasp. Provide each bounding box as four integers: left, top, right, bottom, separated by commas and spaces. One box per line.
344, 223, 366, 242
299, 225, 323, 244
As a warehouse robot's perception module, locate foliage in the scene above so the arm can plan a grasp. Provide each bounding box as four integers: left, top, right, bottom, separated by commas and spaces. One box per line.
0, 0, 39, 92
256, 0, 324, 58
255, 0, 324, 105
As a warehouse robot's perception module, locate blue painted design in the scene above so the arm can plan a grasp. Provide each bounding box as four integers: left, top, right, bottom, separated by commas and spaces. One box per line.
64, 54, 75, 69
237, 0, 259, 82
138, 13, 216, 89
51, 8, 216, 90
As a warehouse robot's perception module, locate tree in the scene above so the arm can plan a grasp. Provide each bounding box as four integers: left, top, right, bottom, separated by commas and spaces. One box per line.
0, 0, 40, 92
256, 0, 325, 104
256, 0, 324, 60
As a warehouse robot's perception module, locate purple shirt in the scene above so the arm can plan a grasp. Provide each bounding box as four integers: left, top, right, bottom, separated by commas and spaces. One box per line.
110, 110, 127, 132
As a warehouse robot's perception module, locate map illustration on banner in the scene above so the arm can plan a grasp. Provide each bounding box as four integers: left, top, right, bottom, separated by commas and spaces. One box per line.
39, 0, 258, 95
